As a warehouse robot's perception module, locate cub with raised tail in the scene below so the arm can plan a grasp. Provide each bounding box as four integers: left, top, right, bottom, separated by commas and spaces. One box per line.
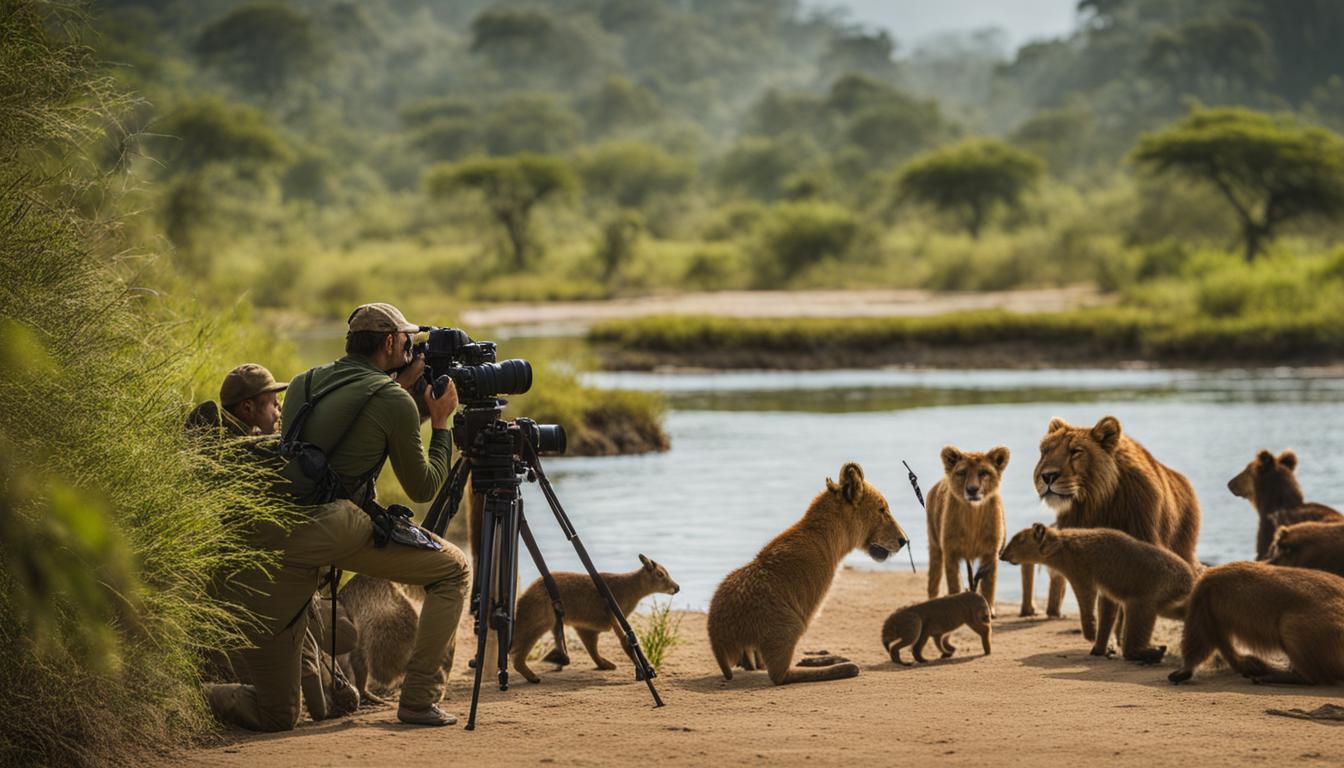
708, 462, 909, 685
1000, 523, 1194, 663
512, 554, 680, 684
882, 591, 991, 665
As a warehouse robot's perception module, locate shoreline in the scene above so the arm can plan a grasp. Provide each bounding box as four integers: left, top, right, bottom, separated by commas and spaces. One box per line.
180, 569, 1344, 767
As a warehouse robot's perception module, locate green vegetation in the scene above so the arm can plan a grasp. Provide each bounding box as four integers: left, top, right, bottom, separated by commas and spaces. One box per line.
635, 599, 684, 673
1133, 108, 1344, 261
1, 4, 292, 764
897, 139, 1044, 239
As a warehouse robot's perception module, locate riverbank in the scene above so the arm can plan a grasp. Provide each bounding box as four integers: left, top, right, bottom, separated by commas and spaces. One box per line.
588, 310, 1344, 370
180, 568, 1344, 767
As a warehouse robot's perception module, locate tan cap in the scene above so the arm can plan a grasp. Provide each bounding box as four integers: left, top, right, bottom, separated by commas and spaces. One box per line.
347, 302, 421, 334
220, 363, 288, 407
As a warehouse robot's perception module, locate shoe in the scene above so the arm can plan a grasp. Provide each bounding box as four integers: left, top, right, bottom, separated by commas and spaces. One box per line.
397, 703, 458, 726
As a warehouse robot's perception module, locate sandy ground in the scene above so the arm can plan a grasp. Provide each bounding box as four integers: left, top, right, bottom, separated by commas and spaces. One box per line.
460, 286, 1107, 334
181, 568, 1344, 767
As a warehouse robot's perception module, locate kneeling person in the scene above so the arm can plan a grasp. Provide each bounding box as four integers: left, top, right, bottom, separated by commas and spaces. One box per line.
206, 303, 470, 731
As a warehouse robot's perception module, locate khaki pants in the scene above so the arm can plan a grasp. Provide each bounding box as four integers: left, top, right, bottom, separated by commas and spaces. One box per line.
207, 501, 471, 731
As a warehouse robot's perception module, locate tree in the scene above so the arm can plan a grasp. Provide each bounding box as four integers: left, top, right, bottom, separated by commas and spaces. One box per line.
158, 97, 293, 173
896, 139, 1043, 238
194, 3, 325, 100
1132, 107, 1344, 261
575, 141, 694, 210
426, 154, 578, 269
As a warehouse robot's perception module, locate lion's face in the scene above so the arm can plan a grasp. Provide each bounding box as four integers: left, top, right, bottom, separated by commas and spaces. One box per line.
1033, 416, 1123, 513
999, 523, 1058, 565
941, 445, 1009, 506
1228, 449, 1299, 507
826, 462, 909, 562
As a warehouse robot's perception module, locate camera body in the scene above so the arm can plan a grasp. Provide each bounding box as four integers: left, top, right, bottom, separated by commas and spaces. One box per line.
415, 326, 532, 402
414, 327, 565, 457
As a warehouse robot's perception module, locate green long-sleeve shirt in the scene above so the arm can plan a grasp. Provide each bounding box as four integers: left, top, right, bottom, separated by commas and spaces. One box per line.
279, 354, 451, 504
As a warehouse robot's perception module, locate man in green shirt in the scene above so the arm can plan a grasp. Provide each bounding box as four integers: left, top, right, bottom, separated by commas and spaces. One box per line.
205, 303, 470, 730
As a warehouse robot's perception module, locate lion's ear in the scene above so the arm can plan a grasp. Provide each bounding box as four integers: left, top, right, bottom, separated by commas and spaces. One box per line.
1032, 522, 1047, 542
987, 446, 1010, 471
839, 462, 864, 502
1278, 450, 1298, 471
1047, 417, 1070, 433
940, 446, 962, 473
1257, 450, 1276, 470
825, 477, 839, 494
1091, 416, 1121, 452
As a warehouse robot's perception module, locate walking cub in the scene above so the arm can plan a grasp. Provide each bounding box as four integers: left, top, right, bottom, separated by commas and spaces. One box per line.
708, 462, 909, 685
926, 445, 1022, 616
1000, 523, 1194, 663
1169, 561, 1344, 685
1267, 520, 1344, 578
337, 574, 424, 704
882, 591, 991, 666
1227, 450, 1341, 559
512, 554, 680, 684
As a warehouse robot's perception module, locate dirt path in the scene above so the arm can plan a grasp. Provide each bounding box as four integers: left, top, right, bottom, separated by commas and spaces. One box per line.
182, 568, 1344, 767
462, 286, 1107, 333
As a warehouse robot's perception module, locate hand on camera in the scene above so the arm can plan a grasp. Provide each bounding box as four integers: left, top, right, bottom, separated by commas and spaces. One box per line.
425, 378, 458, 429
395, 355, 425, 394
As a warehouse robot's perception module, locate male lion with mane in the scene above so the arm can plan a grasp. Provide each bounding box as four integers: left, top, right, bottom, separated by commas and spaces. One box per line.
1033, 416, 1200, 644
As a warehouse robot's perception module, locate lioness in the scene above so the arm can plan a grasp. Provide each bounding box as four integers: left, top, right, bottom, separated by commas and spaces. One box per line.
708, 462, 909, 685
1227, 449, 1341, 559
926, 445, 1023, 616
1033, 416, 1199, 642
1169, 561, 1344, 686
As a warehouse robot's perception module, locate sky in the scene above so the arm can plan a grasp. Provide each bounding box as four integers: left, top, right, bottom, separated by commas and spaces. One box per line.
810, 0, 1080, 51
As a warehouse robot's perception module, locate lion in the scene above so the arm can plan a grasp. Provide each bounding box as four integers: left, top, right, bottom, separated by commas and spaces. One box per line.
1169, 561, 1344, 686
1267, 520, 1344, 578
1227, 449, 1341, 559
1033, 415, 1200, 642
926, 445, 1026, 616
707, 462, 909, 685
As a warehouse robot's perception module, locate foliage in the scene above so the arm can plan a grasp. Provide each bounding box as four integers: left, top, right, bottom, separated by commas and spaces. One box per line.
194, 3, 326, 99
576, 141, 694, 210
635, 598, 684, 673
754, 201, 859, 284
1, 4, 293, 765
425, 153, 578, 269
505, 361, 669, 456
897, 139, 1044, 238
1132, 107, 1344, 260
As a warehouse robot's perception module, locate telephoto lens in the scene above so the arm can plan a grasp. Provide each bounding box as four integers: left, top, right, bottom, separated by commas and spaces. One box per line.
515, 418, 566, 456
475, 359, 532, 397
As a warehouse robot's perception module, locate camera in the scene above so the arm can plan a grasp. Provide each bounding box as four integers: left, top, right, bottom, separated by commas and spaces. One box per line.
415, 326, 532, 401
412, 327, 566, 457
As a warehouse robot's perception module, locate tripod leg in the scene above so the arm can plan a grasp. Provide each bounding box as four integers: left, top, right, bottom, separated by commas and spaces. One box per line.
464, 499, 500, 732
520, 516, 570, 666
611, 617, 644, 681
493, 497, 522, 692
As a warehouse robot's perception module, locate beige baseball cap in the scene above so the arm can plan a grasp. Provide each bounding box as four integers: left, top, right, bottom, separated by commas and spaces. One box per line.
347, 302, 421, 334
220, 363, 288, 407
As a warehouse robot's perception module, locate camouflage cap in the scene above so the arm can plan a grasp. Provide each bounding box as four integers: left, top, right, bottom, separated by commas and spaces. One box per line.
347, 302, 421, 334
220, 363, 288, 407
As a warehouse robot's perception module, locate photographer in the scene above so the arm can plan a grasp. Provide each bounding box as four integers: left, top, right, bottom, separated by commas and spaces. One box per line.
205, 303, 470, 730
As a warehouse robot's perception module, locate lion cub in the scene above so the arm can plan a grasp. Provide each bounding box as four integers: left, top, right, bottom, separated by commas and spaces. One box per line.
1169, 561, 1344, 685
1001, 523, 1194, 663
337, 574, 425, 705
882, 591, 991, 665
512, 554, 680, 684
926, 445, 1019, 616
1267, 520, 1344, 578
708, 462, 909, 685
1227, 450, 1341, 559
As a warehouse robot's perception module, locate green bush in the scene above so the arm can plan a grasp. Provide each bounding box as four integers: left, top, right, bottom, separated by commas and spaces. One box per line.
754, 200, 858, 285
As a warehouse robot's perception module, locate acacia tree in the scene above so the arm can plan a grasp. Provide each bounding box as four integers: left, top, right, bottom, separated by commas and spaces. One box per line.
1133, 108, 1344, 261
194, 3, 325, 100
896, 139, 1043, 238
426, 154, 578, 269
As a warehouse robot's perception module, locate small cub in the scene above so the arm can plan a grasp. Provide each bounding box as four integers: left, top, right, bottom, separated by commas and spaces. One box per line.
1227, 449, 1341, 559
882, 591, 991, 665
512, 554, 679, 684
1267, 520, 1344, 578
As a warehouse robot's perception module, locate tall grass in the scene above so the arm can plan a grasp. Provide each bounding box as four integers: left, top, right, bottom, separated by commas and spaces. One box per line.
634, 599, 683, 673
1, 4, 292, 765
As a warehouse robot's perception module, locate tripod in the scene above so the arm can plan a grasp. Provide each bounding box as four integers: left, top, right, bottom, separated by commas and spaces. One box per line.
421, 402, 664, 730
